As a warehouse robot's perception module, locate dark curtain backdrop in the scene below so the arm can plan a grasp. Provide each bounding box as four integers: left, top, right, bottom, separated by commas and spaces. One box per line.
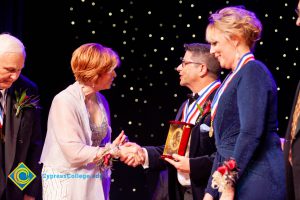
0, 0, 24, 38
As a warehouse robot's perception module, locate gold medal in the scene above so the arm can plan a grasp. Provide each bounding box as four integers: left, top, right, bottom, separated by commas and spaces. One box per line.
209, 120, 214, 137
209, 127, 214, 137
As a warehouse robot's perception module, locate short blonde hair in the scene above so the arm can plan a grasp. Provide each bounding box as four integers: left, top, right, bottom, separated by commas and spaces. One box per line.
207, 6, 262, 49
71, 43, 120, 84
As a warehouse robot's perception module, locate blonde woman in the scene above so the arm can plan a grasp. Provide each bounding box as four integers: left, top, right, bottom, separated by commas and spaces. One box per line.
203, 6, 286, 200
40, 43, 126, 200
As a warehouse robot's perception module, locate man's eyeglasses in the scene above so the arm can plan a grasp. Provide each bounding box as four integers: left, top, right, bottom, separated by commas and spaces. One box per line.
180, 57, 203, 67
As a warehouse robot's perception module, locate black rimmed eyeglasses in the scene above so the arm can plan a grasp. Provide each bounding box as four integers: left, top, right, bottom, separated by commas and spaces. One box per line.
180, 57, 204, 68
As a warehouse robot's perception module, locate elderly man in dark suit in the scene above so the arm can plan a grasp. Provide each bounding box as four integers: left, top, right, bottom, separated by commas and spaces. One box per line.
0, 33, 43, 200
120, 43, 221, 200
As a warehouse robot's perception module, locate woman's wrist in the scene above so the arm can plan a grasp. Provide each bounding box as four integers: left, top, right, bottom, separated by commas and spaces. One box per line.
211, 158, 238, 193
109, 144, 121, 158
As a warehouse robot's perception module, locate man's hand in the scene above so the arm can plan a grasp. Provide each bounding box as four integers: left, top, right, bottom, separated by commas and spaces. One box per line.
203, 193, 214, 200
163, 154, 190, 173
119, 142, 145, 167
24, 194, 35, 200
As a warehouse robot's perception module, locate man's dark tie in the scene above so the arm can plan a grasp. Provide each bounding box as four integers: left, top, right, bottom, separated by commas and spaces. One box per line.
187, 93, 199, 106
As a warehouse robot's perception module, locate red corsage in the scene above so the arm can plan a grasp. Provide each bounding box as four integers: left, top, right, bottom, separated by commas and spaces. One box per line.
195, 100, 212, 124
103, 153, 112, 166
201, 100, 211, 117
93, 144, 120, 173
14, 89, 40, 117
211, 158, 238, 192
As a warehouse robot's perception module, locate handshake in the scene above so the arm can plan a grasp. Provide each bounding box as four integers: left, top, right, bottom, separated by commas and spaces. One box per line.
107, 131, 191, 173
106, 130, 147, 167
119, 142, 147, 167
93, 131, 147, 169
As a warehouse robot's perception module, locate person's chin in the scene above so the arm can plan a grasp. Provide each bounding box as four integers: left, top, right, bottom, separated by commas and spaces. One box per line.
179, 81, 185, 86
220, 63, 228, 69
103, 86, 111, 90
0, 83, 12, 89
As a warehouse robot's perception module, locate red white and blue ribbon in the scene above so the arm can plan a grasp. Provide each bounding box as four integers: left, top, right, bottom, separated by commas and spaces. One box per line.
210, 52, 255, 121
181, 80, 221, 124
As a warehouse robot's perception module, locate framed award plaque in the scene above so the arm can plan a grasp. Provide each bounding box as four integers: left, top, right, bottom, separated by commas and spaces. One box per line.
161, 120, 194, 160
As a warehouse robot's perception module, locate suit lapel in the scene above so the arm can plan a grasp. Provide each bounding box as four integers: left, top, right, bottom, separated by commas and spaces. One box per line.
0, 167, 5, 192
189, 90, 216, 157
296, 118, 300, 139
189, 124, 200, 156
175, 101, 187, 121
4, 87, 20, 175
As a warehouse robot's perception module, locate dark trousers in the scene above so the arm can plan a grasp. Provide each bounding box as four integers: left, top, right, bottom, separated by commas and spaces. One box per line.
179, 185, 193, 200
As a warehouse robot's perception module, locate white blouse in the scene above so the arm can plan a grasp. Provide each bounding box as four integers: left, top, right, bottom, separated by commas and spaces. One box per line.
40, 81, 112, 200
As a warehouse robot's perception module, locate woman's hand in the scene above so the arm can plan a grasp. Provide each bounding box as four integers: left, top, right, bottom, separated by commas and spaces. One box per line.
220, 186, 235, 200
112, 130, 127, 147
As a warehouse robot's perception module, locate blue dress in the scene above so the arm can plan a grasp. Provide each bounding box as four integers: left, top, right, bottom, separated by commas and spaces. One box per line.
206, 60, 286, 200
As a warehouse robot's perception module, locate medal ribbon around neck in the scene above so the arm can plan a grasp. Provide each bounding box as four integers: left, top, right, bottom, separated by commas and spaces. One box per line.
210, 52, 255, 121
181, 80, 221, 124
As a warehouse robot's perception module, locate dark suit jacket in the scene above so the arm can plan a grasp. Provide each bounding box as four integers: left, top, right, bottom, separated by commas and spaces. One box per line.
0, 75, 43, 199
145, 90, 217, 200
284, 80, 300, 200
206, 61, 285, 200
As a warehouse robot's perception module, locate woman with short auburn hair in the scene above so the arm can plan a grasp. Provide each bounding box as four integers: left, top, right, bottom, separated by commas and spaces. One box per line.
40, 43, 125, 200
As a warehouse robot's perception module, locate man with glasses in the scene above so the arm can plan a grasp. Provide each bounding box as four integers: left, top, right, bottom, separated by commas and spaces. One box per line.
296, 0, 300, 26
120, 43, 221, 200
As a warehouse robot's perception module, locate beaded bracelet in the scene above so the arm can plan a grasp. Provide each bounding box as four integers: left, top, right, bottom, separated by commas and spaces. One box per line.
93, 143, 120, 172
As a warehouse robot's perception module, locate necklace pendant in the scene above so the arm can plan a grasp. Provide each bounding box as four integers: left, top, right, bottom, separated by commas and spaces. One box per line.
209, 120, 214, 137
209, 127, 214, 138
